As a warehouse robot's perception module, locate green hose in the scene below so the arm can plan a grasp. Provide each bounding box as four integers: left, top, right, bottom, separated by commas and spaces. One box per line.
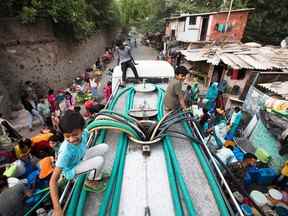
91, 112, 145, 139
99, 110, 139, 125
66, 174, 86, 215
97, 132, 125, 215
183, 121, 230, 216
67, 87, 133, 216
165, 136, 197, 215
74, 132, 99, 215
109, 137, 127, 215
109, 89, 135, 215
162, 140, 184, 216
86, 119, 141, 140
156, 87, 184, 216
98, 134, 125, 215
99, 89, 135, 216
157, 86, 197, 216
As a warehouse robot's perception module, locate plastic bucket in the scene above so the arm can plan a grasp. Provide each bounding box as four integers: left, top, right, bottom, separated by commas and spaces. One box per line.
241, 204, 253, 216
268, 188, 283, 205
250, 190, 268, 207
255, 148, 271, 163
7, 177, 20, 188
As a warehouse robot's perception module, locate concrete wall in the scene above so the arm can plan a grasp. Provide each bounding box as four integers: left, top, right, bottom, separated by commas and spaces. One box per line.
166, 11, 250, 43
177, 17, 201, 42
207, 11, 249, 42
0, 18, 114, 116
165, 20, 177, 38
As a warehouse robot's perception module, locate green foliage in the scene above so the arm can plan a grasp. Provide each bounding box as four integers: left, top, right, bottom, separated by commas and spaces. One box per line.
176, 0, 221, 13
118, 0, 250, 33
137, 16, 166, 33
244, 0, 288, 45
118, 0, 169, 33
175, 0, 248, 14
20, 6, 37, 23
0, 0, 120, 39
86, 0, 120, 29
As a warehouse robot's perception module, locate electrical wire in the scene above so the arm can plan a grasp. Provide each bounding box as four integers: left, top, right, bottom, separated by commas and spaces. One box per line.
156, 129, 202, 145
150, 110, 173, 141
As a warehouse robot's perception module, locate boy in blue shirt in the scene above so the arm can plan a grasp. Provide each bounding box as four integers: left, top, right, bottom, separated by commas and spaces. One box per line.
49, 111, 109, 216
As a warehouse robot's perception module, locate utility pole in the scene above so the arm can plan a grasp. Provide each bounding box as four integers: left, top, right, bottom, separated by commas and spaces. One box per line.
224, 0, 234, 32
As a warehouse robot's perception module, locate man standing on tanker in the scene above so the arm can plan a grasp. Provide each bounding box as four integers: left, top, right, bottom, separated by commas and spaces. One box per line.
115, 41, 140, 87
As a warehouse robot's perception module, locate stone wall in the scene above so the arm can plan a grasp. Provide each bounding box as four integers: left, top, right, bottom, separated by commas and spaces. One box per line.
0, 18, 115, 116
0, 80, 10, 116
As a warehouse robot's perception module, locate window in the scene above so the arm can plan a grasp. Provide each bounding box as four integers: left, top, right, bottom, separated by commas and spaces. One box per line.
216, 23, 232, 32
171, 30, 176, 39
189, 16, 197, 25
229, 69, 246, 80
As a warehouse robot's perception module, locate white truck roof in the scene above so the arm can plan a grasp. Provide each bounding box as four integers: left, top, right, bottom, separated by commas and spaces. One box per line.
112, 60, 175, 91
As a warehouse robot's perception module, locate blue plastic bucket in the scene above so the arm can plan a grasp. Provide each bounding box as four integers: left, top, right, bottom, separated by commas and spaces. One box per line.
241, 204, 253, 216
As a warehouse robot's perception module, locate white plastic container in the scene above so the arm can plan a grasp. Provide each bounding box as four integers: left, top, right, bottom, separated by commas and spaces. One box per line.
269, 189, 283, 200
250, 190, 268, 207
7, 177, 20, 188
268, 188, 283, 205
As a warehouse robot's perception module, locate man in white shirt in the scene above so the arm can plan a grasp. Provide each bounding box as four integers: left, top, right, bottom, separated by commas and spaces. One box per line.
115, 41, 140, 86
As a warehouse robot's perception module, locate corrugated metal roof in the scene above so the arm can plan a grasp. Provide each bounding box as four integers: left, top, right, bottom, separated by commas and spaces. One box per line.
180, 43, 288, 70
258, 82, 288, 100
165, 8, 254, 20
181, 49, 209, 62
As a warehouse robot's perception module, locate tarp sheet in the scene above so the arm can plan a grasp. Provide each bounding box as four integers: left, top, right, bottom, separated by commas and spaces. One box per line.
249, 118, 288, 172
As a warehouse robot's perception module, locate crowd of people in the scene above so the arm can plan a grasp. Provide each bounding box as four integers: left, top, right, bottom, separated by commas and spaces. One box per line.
0, 49, 114, 215
0, 38, 191, 215
2, 34, 288, 215
164, 64, 288, 215
0, 38, 141, 215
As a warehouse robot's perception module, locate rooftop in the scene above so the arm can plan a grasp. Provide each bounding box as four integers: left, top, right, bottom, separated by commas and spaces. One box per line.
258, 81, 288, 100
166, 8, 254, 21
180, 43, 288, 70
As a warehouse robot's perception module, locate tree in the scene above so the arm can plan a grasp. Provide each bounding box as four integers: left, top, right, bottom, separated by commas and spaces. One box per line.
174, 0, 249, 14
117, 0, 288, 45
244, 0, 288, 45
0, 0, 120, 39
118, 0, 169, 33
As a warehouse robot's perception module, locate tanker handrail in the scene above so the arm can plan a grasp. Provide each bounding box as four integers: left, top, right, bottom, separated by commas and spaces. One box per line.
190, 119, 244, 216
